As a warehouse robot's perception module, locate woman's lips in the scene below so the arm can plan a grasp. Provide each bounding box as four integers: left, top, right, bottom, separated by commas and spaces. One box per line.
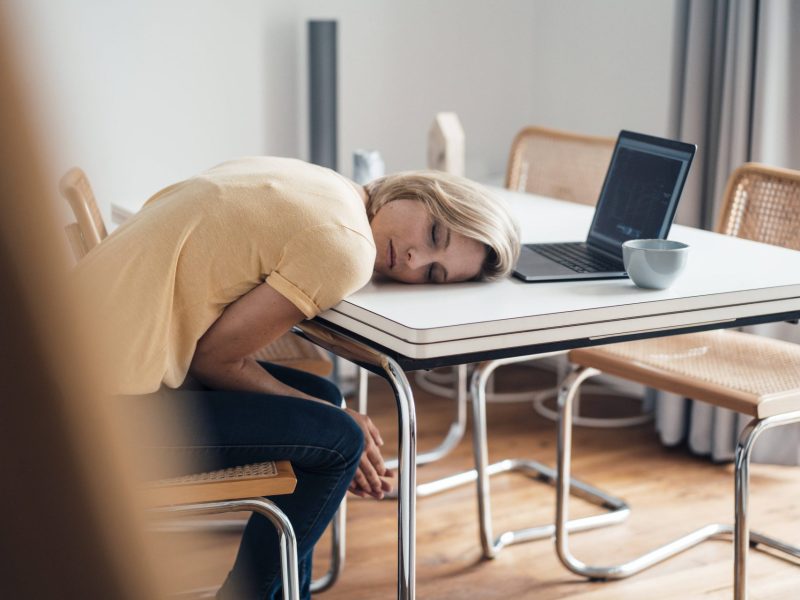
388, 239, 395, 269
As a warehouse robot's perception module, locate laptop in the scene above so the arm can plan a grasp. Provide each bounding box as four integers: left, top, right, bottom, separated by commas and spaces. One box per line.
512, 130, 696, 282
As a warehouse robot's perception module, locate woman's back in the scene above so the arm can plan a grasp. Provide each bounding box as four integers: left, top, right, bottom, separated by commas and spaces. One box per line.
75, 157, 376, 394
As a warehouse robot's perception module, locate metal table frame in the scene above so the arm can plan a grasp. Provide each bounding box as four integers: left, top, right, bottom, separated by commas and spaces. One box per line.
294, 307, 800, 600
295, 322, 417, 600
362, 356, 630, 556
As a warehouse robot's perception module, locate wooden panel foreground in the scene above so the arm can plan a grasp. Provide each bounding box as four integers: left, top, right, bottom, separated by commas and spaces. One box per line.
157, 366, 800, 599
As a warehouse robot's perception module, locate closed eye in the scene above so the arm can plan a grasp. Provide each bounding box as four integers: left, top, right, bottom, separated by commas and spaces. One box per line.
427, 263, 446, 283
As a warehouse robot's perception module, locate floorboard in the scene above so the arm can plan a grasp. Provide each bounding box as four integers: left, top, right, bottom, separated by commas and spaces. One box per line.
155, 365, 800, 599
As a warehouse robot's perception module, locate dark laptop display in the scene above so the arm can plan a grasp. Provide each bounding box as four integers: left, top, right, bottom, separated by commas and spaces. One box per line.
512, 130, 696, 282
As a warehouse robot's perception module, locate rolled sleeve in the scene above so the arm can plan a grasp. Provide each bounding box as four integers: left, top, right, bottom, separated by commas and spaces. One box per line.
265, 225, 375, 318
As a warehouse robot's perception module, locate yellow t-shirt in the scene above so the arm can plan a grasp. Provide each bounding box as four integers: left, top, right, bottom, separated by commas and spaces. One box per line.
75, 157, 376, 395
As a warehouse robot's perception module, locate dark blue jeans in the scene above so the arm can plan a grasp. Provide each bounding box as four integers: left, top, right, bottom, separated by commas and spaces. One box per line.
131, 362, 364, 600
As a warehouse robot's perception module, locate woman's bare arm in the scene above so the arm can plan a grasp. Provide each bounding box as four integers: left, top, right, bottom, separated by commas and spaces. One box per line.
190, 281, 312, 398
189, 281, 392, 498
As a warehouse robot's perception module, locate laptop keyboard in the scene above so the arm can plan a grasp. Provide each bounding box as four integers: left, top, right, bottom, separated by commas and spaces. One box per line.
528, 242, 622, 273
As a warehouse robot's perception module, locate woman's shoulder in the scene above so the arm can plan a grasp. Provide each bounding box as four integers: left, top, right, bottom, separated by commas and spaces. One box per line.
294, 223, 375, 269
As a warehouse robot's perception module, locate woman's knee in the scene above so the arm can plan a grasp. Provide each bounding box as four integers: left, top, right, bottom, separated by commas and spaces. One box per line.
328, 408, 364, 468
308, 376, 343, 407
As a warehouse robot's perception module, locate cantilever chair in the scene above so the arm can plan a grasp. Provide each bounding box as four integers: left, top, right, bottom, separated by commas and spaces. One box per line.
555, 163, 800, 599
61, 168, 344, 595
145, 461, 300, 600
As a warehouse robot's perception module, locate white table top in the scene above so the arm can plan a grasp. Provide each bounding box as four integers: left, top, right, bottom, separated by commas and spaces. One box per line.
319, 188, 800, 362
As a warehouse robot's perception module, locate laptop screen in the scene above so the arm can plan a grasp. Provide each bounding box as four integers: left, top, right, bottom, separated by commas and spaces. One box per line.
587, 131, 695, 257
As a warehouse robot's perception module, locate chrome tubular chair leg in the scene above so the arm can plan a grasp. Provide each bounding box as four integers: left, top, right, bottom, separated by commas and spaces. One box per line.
556, 365, 732, 579
294, 322, 417, 600
159, 498, 300, 600
735, 419, 758, 600
472, 357, 630, 559
310, 399, 350, 593
556, 366, 800, 592
310, 498, 346, 593
734, 412, 800, 600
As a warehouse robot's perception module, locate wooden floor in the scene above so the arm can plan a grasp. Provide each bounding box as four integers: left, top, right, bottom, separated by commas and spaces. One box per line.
160, 366, 800, 599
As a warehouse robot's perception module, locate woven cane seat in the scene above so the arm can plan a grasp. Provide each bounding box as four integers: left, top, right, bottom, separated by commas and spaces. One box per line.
144, 460, 297, 507
570, 330, 800, 419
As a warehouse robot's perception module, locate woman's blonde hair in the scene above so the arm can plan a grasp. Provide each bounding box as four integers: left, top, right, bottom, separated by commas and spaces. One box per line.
365, 171, 520, 281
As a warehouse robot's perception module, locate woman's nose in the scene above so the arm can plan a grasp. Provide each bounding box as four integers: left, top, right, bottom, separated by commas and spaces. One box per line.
406, 246, 430, 270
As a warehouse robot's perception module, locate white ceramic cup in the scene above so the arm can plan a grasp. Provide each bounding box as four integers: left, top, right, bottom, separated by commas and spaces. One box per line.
622, 239, 689, 290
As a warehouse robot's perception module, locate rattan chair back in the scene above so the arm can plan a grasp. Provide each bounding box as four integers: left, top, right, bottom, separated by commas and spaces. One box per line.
573, 162, 800, 399
716, 162, 800, 249
505, 125, 615, 206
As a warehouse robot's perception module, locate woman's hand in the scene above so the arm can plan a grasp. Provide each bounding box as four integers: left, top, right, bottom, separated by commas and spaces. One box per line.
344, 408, 393, 499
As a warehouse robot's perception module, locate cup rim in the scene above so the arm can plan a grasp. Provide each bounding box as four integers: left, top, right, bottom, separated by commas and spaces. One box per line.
622, 239, 689, 251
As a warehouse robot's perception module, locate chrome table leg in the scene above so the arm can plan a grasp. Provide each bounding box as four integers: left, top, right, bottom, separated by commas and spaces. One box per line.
381, 364, 468, 500
357, 367, 369, 414
295, 323, 417, 600
361, 364, 467, 474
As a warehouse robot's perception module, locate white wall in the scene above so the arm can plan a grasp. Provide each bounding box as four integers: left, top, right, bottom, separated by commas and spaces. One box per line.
530, 0, 678, 138
9, 0, 300, 222
298, 0, 537, 183
8, 0, 678, 222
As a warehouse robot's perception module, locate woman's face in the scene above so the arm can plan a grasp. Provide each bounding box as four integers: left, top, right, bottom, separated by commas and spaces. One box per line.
370, 199, 486, 284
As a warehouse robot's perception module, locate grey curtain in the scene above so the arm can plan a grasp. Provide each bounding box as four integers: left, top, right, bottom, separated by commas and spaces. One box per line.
656, 0, 800, 465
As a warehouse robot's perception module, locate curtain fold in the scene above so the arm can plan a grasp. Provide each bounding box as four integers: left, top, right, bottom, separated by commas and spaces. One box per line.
656, 0, 800, 465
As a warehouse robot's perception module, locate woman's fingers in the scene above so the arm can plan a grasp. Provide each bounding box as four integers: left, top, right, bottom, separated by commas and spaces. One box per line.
343, 408, 393, 498
344, 408, 384, 448
349, 469, 393, 499
359, 454, 383, 496
366, 417, 384, 446
351, 465, 372, 494
348, 483, 368, 498
365, 442, 387, 476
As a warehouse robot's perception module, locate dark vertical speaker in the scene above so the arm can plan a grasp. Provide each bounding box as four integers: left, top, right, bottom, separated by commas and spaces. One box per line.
308, 20, 337, 171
